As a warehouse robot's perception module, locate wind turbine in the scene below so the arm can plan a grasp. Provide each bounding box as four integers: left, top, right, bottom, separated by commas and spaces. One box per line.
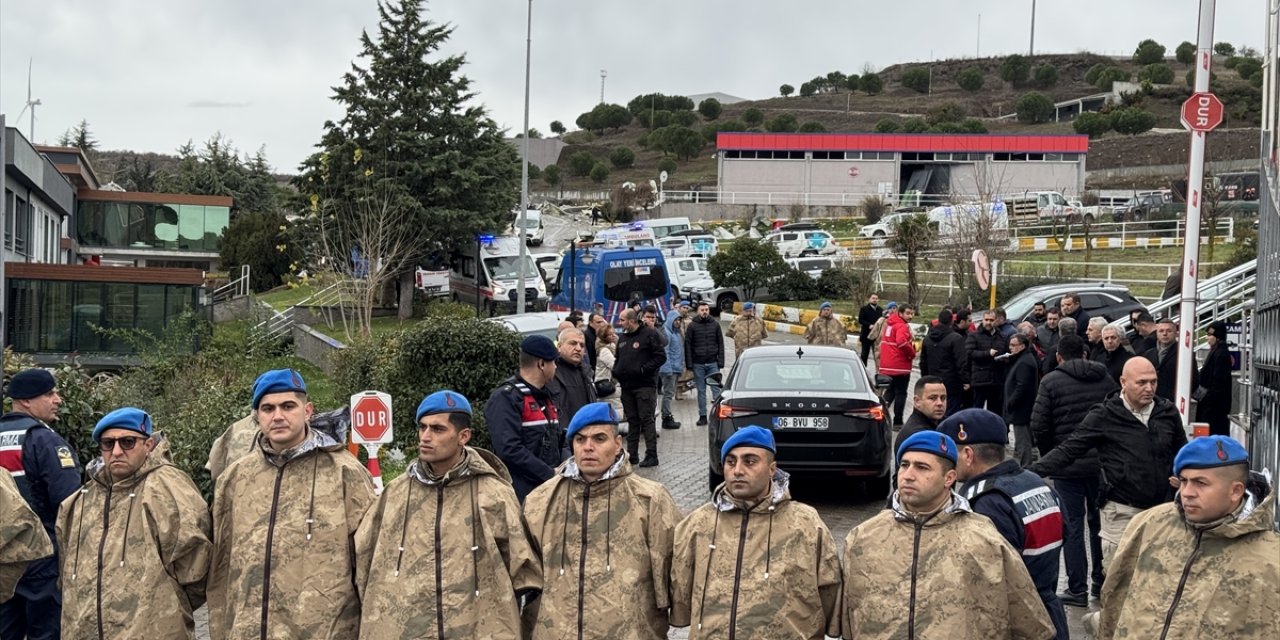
15, 59, 42, 141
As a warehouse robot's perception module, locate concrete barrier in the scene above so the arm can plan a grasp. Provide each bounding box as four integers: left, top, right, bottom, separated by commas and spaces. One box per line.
293, 323, 346, 375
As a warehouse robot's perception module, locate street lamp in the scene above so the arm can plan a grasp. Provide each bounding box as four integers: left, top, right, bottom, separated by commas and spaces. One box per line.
516, 0, 533, 314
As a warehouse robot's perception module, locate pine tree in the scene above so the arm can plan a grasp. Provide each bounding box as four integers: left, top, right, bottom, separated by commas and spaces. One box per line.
299, 0, 519, 318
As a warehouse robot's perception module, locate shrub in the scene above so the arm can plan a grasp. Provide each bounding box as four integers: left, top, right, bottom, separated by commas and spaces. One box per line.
779, 84, 794, 97
772, 267, 819, 301
561, 130, 594, 145
860, 73, 884, 95
902, 118, 930, 133
542, 164, 561, 186
926, 101, 966, 125
874, 118, 901, 133
861, 195, 890, 224
1072, 111, 1112, 138
701, 118, 745, 143
1138, 63, 1175, 84
742, 108, 764, 127
1094, 67, 1132, 91
1223, 56, 1240, 69
650, 125, 705, 160
1235, 57, 1262, 80
1134, 39, 1167, 65
999, 55, 1031, 86
609, 146, 635, 169
902, 68, 931, 93
1033, 64, 1058, 88
798, 121, 826, 133
1175, 41, 1196, 64
958, 118, 988, 133
956, 67, 985, 91
657, 157, 677, 174
765, 113, 799, 132
1015, 91, 1055, 123
1085, 63, 1107, 85
589, 162, 610, 183
698, 98, 723, 120
845, 74, 861, 92
672, 110, 698, 127
817, 265, 872, 300
568, 151, 596, 177
1110, 107, 1157, 135
1214, 42, 1236, 57
799, 82, 817, 97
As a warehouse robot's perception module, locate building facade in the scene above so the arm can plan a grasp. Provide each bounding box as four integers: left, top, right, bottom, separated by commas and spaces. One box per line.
715, 132, 1088, 205
4, 129, 74, 264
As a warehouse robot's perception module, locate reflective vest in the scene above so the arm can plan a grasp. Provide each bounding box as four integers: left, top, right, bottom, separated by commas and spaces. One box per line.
0, 414, 42, 503
963, 469, 1064, 596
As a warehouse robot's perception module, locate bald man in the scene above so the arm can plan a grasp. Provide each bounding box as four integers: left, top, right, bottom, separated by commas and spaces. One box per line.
1031, 357, 1187, 573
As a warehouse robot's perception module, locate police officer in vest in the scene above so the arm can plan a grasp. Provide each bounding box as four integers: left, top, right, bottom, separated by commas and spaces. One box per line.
0, 369, 81, 640
939, 408, 1068, 640
486, 335, 563, 503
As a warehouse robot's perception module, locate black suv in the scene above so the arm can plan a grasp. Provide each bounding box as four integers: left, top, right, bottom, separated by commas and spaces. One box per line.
997, 283, 1146, 324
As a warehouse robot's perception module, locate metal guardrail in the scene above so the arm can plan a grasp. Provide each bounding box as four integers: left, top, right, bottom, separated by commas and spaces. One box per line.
211, 265, 251, 304
249, 280, 345, 345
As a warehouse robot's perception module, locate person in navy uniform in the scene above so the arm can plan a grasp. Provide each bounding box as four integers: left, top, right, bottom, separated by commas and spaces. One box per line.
487, 335, 563, 502
939, 408, 1069, 640
0, 369, 81, 640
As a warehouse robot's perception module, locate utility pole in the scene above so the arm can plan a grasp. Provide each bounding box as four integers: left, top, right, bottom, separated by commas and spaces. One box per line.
1029, 0, 1037, 56
516, 0, 533, 314
977, 13, 982, 58
600, 69, 607, 104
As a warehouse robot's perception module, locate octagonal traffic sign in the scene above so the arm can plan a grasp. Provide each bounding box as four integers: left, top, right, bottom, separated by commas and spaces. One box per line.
350, 391, 393, 444
1180, 92, 1224, 132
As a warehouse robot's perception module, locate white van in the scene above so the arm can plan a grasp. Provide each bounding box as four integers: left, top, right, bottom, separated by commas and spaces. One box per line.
658, 232, 719, 258
762, 228, 838, 257
510, 208, 544, 246
450, 235, 547, 316
634, 216, 691, 240
927, 202, 1010, 236
592, 225, 656, 248
667, 256, 710, 295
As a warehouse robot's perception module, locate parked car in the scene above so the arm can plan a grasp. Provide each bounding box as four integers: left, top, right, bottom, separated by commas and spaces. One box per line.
762, 228, 838, 257
658, 232, 719, 258
707, 345, 894, 495
996, 282, 1146, 325
683, 277, 772, 314
486, 311, 568, 340
509, 208, 545, 246
667, 256, 710, 296
530, 252, 562, 286
858, 212, 914, 239
786, 255, 841, 280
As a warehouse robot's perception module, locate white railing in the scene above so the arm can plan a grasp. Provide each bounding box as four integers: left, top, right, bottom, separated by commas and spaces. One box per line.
211, 264, 251, 303
250, 280, 346, 345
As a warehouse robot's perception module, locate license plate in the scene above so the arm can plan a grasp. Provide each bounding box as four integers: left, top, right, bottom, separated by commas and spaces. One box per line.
772, 416, 829, 430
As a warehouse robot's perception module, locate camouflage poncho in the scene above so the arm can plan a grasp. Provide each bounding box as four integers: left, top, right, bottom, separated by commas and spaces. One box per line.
1099, 472, 1280, 639
207, 429, 376, 640
522, 454, 681, 640
56, 452, 213, 639
204, 413, 257, 483
0, 470, 51, 603
354, 447, 539, 639
671, 470, 842, 639
842, 490, 1055, 640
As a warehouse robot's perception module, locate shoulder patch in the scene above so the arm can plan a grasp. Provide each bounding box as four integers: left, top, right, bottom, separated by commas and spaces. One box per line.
56, 446, 77, 468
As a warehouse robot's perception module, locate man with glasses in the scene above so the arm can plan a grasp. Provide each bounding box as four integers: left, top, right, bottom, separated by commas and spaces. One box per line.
207, 369, 377, 639
56, 408, 212, 639
0, 369, 79, 640
489, 335, 565, 502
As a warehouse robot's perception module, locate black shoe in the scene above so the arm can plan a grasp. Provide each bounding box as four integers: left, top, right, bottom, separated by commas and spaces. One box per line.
639, 456, 659, 468
662, 416, 681, 430
696, 416, 708, 426
629, 455, 640, 465
1091, 581, 1103, 599
1059, 590, 1088, 608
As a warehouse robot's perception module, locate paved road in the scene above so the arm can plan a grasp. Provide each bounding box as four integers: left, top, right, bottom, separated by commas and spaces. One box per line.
197, 318, 1095, 638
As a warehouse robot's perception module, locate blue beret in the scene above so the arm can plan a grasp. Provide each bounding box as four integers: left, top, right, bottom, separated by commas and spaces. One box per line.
1174, 435, 1248, 476
896, 430, 958, 465
887, 301, 898, 309
820, 301, 832, 310
415, 390, 472, 422
252, 369, 307, 409
521, 335, 559, 361
721, 425, 775, 461
679, 299, 691, 307
938, 409, 1008, 447
92, 407, 153, 442
6, 368, 55, 400
742, 302, 755, 311
566, 402, 619, 439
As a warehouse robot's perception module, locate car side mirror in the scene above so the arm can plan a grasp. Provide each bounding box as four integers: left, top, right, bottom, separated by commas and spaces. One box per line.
874, 374, 893, 390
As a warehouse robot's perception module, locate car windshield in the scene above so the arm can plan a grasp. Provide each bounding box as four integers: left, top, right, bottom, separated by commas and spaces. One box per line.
513, 217, 540, 229
736, 358, 867, 392
603, 264, 668, 302
483, 255, 540, 280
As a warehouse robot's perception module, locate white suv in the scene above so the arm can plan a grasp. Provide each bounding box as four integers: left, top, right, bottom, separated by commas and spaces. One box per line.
762, 229, 838, 257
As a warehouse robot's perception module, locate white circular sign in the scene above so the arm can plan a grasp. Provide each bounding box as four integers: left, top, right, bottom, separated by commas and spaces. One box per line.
972, 249, 991, 291
659, 171, 669, 183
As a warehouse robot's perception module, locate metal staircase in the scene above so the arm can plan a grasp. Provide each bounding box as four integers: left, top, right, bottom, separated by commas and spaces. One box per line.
250, 281, 346, 345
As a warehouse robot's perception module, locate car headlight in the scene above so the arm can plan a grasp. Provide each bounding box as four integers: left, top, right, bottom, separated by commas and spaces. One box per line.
492, 284, 506, 296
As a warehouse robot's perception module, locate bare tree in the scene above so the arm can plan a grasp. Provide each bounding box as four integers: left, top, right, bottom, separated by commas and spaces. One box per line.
889, 213, 936, 307
936, 162, 1014, 306
1200, 174, 1226, 274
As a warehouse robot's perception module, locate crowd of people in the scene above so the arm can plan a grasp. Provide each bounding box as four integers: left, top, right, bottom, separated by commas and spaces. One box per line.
0, 288, 1275, 639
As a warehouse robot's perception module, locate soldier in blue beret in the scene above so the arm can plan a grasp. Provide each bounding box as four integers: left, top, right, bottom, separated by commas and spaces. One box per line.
842, 428, 1055, 639
938, 409, 1069, 639
0, 369, 78, 639
1098, 436, 1279, 638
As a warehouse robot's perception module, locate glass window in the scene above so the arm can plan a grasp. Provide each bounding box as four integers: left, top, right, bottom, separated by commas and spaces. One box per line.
42, 281, 72, 352
738, 358, 867, 392
136, 285, 166, 337
205, 206, 229, 251
602, 264, 668, 302
103, 284, 137, 352
72, 283, 105, 352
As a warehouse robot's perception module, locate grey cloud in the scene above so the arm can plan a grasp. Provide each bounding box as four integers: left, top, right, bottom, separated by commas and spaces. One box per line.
188, 100, 251, 109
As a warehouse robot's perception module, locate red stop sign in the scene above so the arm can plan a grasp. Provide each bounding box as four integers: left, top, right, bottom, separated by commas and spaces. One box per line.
1180, 92, 1224, 132
351, 393, 393, 444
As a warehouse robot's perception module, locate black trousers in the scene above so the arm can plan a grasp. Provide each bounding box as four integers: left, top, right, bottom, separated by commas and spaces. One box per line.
972, 384, 1004, 415
884, 374, 911, 426
859, 335, 874, 365
621, 386, 658, 459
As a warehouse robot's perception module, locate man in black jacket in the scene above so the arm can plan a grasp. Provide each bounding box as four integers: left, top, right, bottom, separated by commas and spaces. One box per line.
1127, 311, 1156, 356
1003, 334, 1040, 467
965, 310, 1008, 412
487, 336, 564, 502
613, 308, 667, 466
919, 310, 967, 416
547, 328, 597, 433
1143, 317, 1195, 402
1029, 334, 1115, 606
683, 302, 725, 426
856, 293, 882, 366
1058, 293, 1090, 338
1030, 357, 1186, 576
892, 376, 948, 453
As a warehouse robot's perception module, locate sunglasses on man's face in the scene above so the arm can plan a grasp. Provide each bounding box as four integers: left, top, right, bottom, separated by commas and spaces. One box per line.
99, 436, 146, 452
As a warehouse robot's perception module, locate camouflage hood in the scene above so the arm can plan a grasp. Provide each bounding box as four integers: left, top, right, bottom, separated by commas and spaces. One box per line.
354, 446, 538, 639
523, 457, 681, 640
1100, 471, 1280, 639
842, 493, 1055, 640
206, 434, 376, 640
671, 469, 843, 639
256, 426, 343, 467
57, 452, 212, 639
0, 471, 52, 603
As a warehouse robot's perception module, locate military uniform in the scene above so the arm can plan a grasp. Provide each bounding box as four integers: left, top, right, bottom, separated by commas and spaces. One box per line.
355, 447, 539, 639
0, 471, 51, 604
725, 313, 768, 353
523, 454, 680, 640
204, 413, 257, 483
57, 449, 213, 638
804, 314, 848, 346
672, 469, 842, 639
206, 429, 376, 640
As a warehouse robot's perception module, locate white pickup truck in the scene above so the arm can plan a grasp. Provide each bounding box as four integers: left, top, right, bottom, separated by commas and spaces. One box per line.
414, 269, 450, 297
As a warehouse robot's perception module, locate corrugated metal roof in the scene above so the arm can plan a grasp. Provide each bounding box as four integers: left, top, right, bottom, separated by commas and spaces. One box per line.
716, 132, 1089, 154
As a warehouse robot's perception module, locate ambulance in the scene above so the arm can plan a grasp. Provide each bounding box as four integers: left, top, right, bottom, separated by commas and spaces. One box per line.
449, 234, 547, 316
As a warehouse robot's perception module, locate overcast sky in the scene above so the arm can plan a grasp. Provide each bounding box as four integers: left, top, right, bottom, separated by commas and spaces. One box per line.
0, 0, 1264, 174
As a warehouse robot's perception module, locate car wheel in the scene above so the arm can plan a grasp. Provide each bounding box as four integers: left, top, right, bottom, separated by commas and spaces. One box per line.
708, 469, 724, 494
716, 293, 739, 314
1083, 214, 1095, 224
486, 301, 498, 318
800, 249, 816, 257
873, 230, 886, 238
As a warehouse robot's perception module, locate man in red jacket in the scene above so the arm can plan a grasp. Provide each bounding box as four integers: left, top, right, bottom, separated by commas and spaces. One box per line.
878, 303, 917, 426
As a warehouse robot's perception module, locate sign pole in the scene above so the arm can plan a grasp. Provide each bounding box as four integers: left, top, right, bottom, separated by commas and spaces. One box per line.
989, 259, 999, 310
1175, 0, 1217, 429
364, 444, 383, 493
